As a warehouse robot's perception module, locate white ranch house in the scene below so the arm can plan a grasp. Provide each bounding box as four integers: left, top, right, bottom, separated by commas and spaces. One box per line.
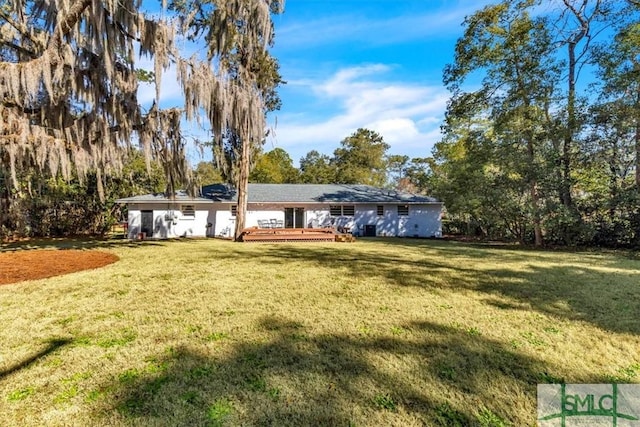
116, 183, 443, 239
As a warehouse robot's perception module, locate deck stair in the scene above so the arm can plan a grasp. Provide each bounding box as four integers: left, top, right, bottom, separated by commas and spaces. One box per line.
240, 227, 355, 243
334, 233, 356, 243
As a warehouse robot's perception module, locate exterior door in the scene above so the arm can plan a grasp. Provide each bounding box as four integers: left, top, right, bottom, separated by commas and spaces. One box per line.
295, 208, 305, 229
284, 208, 305, 228
364, 224, 376, 237
141, 210, 153, 236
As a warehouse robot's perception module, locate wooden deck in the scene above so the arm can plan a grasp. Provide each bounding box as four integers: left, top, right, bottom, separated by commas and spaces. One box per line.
240, 227, 355, 243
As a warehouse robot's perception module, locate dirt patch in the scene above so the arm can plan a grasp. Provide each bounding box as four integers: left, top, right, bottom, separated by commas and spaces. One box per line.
0, 250, 119, 285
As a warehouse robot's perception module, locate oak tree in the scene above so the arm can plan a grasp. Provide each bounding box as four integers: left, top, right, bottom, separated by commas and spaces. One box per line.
0, 0, 283, 240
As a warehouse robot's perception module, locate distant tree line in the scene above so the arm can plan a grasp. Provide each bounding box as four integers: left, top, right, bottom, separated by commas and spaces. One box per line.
248, 128, 432, 192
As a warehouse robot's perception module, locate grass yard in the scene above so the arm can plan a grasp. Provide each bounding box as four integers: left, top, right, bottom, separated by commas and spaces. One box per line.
1, 238, 639, 426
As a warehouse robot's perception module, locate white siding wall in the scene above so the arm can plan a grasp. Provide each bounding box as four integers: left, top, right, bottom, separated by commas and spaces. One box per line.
307, 204, 442, 237
409, 205, 443, 238
212, 207, 235, 238
128, 202, 442, 239
247, 206, 285, 227
305, 207, 338, 228
126, 203, 211, 239
211, 203, 322, 237
127, 208, 141, 239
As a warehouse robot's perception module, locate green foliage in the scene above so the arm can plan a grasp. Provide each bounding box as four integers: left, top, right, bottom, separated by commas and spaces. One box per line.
585, 8, 640, 247
436, 0, 640, 247
403, 157, 434, 193
372, 393, 397, 412
250, 148, 299, 183
477, 406, 510, 427
205, 332, 229, 342
612, 363, 640, 383
7, 387, 35, 402
246, 375, 267, 392
188, 365, 215, 380
436, 364, 457, 381
135, 69, 155, 83
299, 150, 335, 184
434, 402, 468, 426
180, 390, 201, 405
1, 148, 168, 238
333, 128, 390, 187
299, 129, 419, 188
207, 399, 233, 426
53, 385, 79, 405
267, 387, 280, 401
194, 161, 223, 186
97, 328, 138, 348
386, 155, 409, 187
441, 1, 558, 245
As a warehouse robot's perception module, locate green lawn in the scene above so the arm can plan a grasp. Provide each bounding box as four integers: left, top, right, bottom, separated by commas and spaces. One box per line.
1, 238, 639, 426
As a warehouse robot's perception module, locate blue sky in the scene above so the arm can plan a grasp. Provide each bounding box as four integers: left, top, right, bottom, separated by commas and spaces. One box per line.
263, 0, 494, 165
138, 1, 494, 165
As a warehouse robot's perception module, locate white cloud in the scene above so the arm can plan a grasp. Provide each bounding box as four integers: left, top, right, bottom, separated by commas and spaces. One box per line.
267, 64, 449, 163
274, 2, 490, 50
365, 118, 420, 144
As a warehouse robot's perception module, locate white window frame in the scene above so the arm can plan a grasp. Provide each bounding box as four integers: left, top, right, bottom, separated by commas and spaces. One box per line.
342, 205, 355, 216
397, 205, 409, 216
329, 205, 355, 217
181, 205, 195, 217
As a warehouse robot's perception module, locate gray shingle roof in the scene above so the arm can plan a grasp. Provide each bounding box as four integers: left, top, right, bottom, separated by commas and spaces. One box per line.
116, 184, 440, 204
203, 183, 440, 204
115, 190, 212, 203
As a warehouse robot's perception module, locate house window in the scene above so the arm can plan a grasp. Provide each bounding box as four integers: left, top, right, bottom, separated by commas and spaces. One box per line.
377, 205, 384, 216
397, 205, 409, 216
181, 205, 195, 217
330, 205, 355, 216
231, 205, 237, 216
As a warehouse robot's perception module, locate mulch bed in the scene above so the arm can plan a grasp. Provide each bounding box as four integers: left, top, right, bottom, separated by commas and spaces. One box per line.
0, 250, 119, 285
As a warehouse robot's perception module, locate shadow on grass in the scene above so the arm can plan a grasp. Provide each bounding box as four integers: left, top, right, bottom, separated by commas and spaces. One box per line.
0, 338, 72, 380
105, 316, 598, 426
223, 239, 640, 335
0, 236, 195, 251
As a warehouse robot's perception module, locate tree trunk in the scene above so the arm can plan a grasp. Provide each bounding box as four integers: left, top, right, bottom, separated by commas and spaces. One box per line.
531, 184, 543, 246
561, 40, 577, 208
527, 138, 543, 247
609, 138, 619, 222
636, 83, 640, 188
511, 46, 543, 247
234, 138, 250, 241
636, 123, 640, 190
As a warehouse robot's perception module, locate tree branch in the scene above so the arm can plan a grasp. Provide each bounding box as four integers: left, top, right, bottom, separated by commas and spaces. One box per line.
0, 40, 37, 58
0, 8, 46, 53
0, 0, 92, 70
115, 20, 142, 42
47, 0, 93, 53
